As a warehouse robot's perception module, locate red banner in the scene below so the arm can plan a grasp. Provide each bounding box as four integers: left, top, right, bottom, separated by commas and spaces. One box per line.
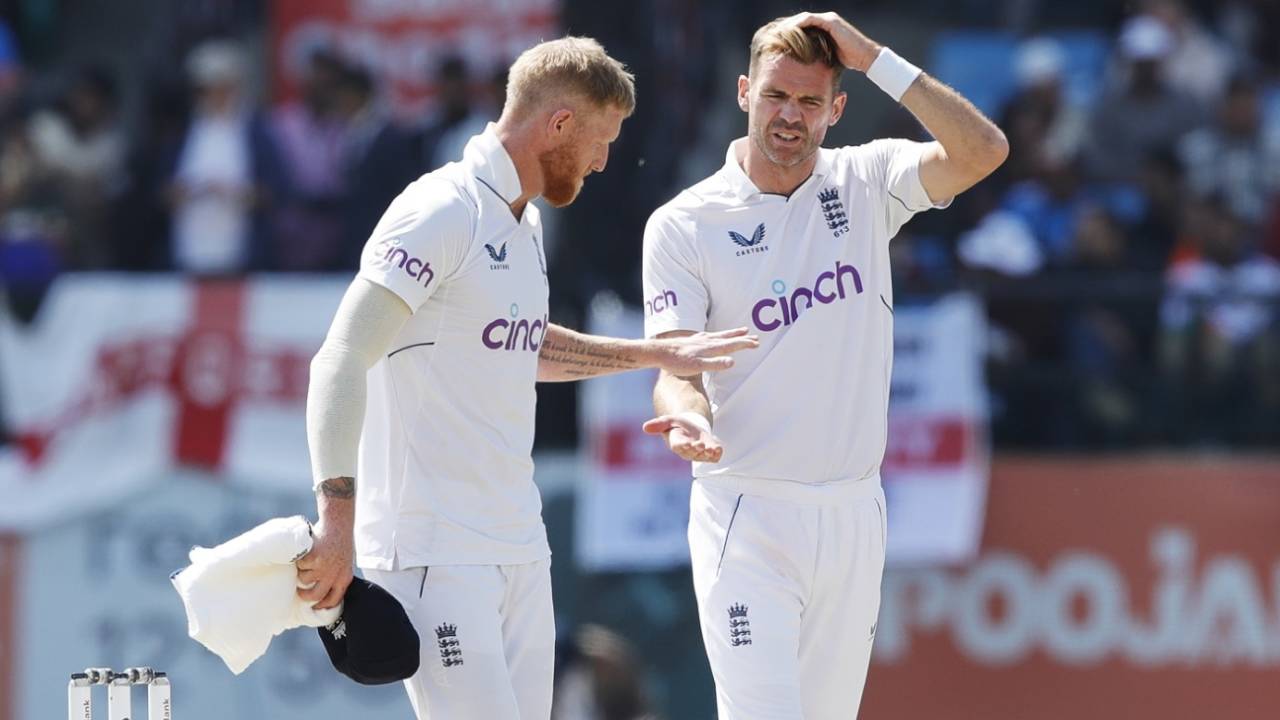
864, 456, 1280, 720
270, 0, 559, 116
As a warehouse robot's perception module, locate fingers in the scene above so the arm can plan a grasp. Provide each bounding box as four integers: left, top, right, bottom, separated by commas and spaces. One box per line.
297, 578, 330, 602
792, 11, 838, 28
673, 442, 722, 463
294, 550, 315, 571
703, 329, 760, 347
671, 435, 724, 463
714, 337, 760, 353
642, 416, 675, 435
645, 418, 725, 463
296, 568, 317, 586
314, 579, 348, 611
698, 357, 735, 371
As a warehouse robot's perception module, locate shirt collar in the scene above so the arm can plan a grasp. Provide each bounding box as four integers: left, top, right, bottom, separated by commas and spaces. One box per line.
462, 122, 523, 206
721, 137, 833, 201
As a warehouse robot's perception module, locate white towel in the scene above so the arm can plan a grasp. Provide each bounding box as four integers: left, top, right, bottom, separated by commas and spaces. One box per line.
170, 515, 342, 674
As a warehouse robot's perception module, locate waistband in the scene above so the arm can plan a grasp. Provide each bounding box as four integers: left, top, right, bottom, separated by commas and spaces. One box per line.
695, 473, 882, 506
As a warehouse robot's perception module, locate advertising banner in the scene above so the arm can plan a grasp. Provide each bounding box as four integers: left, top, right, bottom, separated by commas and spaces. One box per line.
270, 0, 559, 116
864, 456, 1280, 720
576, 302, 694, 571
4, 473, 410, 720
577, 294, 991, 570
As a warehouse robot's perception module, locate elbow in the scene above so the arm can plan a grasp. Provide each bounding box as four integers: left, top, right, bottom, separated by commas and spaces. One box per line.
976, 127, 1009, 176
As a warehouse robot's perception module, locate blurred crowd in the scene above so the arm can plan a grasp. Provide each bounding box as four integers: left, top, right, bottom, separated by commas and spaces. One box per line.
886, 0, 1280, 448
0, 37, 510, 297
0, 0, 1278, 452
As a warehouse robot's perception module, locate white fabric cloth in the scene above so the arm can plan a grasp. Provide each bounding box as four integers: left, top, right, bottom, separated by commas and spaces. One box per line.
353, 123, 551, 570
642, 138, 949, 484
688, 476, 887, 720
170, 515, 341, 674
172, 112, 252, 273
365, 559, 554, 720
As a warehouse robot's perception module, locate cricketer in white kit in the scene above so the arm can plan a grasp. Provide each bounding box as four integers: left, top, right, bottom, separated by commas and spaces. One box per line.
294, 38, 758, 720
642, 12, 1007, 719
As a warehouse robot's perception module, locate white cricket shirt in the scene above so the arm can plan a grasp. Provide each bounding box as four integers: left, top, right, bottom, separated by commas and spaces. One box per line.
642, 138, 949, 484
354, 125, 551, 569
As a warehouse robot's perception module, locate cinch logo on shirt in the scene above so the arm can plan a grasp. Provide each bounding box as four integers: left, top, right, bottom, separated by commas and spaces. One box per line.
485, 242, 510, 270
729, 223, 769, 256
482, 303, 547, 352
374, 238, 435, 287
751, 260, 864, 332
645, 289, 678, 316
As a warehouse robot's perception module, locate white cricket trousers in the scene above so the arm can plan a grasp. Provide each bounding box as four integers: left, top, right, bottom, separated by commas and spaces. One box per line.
364, 559, 554, 720
688, 476, 887, 720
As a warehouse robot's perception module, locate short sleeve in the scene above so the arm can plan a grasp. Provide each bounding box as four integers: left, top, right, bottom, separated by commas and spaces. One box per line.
642, 206, 709, 338
357, 178, 472, 312
848, 139, 953, 238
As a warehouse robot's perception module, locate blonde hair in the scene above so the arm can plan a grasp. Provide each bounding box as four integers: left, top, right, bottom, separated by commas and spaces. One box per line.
505, 36, 636, 117
749, 19, 843, 91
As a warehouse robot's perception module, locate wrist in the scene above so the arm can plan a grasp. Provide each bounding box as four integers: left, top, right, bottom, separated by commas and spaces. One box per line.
315, 482, 356, 530
634, 337, 664, 369
852, 41, 884, 73
865, 47, 922, 103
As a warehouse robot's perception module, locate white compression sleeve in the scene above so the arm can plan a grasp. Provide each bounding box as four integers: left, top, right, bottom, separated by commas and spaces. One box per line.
307, 278, 411, 488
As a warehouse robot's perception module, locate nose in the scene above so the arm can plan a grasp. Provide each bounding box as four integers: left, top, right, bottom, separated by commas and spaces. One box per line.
776, 98, 806, 126
593, 145, 608, 173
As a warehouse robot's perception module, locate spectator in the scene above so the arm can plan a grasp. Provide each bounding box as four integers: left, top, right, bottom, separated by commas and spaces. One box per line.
1159, 194, 1280, 443
332, 63, 418, 265
114, 75, 190, 271
167, 40, 282, 275
418, 55, 490, 170
999, 150, 1096, 266
997, 37, 1087, 189
552, 625, 659, 720
0, 18, 22, 117
1063, 207, 1154, 444
271, 48, 348, 271
1143, 0, 1235, 103
0, 113, 66, 322
27, 65, 124, 268
1085, 15, 1204, 184
1178, 73, 1280, 227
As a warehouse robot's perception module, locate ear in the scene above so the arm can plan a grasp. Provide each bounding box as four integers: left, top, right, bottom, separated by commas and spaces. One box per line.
546, 107, 575, 140
737, 75, 750, 113
828, 91, 847, 127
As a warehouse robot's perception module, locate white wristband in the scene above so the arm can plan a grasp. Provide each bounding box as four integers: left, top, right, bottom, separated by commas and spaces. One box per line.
672, 411, 712, 436
866, 47, 922, 103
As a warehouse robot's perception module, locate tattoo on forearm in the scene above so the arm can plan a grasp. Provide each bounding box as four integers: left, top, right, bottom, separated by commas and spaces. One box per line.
318, 477, 355, 499
540, 336, 642, 378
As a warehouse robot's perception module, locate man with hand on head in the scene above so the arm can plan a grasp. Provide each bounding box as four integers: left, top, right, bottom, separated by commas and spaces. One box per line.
643, 12, 1007, 719
295, 36, 758, 720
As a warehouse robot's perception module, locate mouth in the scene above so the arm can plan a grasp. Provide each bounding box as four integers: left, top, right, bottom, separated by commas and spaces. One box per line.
771, 130, 804, 147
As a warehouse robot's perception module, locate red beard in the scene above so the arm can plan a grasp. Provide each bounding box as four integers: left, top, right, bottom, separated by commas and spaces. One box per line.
538, 141, 584, 208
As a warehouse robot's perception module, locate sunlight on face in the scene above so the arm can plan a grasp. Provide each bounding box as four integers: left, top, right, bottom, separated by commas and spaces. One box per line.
540, 105, 627, 207
745, 54, 843, 169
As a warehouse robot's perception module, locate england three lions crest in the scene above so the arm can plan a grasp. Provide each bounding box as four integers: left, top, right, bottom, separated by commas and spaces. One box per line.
728, 603, 752, 647
818, 188, 848, 237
